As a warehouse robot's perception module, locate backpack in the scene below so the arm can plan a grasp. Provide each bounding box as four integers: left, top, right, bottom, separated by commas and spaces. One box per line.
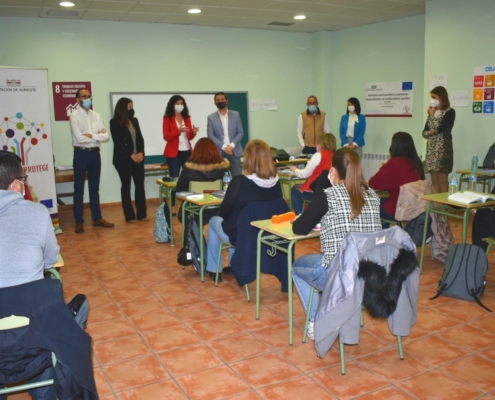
482, 142, 495, 169
154, 203, 171, 243
431, 244, 491, 311
177, 215, 206, 274
395, 180, 432, 221
404, 212, 433, 247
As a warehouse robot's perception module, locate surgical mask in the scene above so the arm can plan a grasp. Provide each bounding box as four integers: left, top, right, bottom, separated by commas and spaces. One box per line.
127, 109, 135, 119
175, 105, 184, 113
308, 105, 317, 113
82, 98, 92, 109
430, 98, 440, 108
316, 145, 321, 153
216, 102, 227, 110
348, 106, 355, 113
17, 180, 25, 197
328, 175, 334, 187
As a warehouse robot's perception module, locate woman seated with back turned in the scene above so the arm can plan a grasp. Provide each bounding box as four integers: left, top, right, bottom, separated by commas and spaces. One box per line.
206, 139, 284, 281
292, 148, 382, 341
176, 137, 230, 224
290, 133, 336, 215
369, 132, 425, 227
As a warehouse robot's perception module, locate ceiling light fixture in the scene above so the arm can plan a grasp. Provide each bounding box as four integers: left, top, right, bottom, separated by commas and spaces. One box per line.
294, 15, 306, 20
59, 1, 75, 6
188, 8, 201, 14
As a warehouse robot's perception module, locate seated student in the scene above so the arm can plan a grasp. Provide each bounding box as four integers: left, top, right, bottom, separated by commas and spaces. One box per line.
292, 148, 382, 340
176, 137, 230, 224
206, 139, 284, 281
473, 184, 495, 251
0, 150, 89, 400
369, 132, 425, 227
290, 133, 336, 215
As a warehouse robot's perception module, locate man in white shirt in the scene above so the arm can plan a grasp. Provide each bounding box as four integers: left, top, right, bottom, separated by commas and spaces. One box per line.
297, 96, 330, 155
70, 89, 114, 234
207, 92, 244, 176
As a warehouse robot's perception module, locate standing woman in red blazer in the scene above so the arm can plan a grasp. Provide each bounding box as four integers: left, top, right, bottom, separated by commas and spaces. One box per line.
163, 95, 199, 178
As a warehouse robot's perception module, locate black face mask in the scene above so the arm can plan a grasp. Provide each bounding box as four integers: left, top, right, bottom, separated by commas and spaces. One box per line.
216, 102, 227, 110
128, 108, 135, 119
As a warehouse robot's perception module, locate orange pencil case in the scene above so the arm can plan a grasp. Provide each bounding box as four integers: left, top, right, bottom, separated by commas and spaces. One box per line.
271, 212, 296, 224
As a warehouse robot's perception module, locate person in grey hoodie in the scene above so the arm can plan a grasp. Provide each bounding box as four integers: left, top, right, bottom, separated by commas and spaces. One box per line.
0, 150, 60, 288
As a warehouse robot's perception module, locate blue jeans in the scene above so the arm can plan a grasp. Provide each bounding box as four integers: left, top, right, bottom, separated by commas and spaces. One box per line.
0, 299, 89, 400
206, 216, 235, 273
167, 150, 191, 178
380, 197, 396, 229
291, 185, 314, 215
73, 150, 102, 224
221, 151, 242, 177
292, 254, 327, 321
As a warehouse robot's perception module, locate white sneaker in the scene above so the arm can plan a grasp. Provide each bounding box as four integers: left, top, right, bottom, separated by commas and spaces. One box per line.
307, 321, 315, 341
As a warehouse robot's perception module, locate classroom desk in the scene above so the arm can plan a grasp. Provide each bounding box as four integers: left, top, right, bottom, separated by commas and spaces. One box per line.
419, 191, 495, 272
251, 218, 320, 345
277, 171, 306, 211
274, 158, 309, 167
144, 163, 169, 178
456, 168, 495, 191
180, 193, 223, 282
156, 179, 177, 246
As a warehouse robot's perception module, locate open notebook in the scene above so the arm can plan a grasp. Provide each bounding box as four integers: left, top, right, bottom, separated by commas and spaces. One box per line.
448, 191, 495, 204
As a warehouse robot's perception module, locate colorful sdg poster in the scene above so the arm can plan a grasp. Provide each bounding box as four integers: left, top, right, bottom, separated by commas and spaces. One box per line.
473, 65, 495, 114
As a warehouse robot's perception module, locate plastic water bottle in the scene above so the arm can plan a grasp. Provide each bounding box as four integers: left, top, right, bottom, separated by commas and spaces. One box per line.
468, 173, 477, 191
471, 154, 479, 175
222, 171, 231, 192
448, 173, 458, 195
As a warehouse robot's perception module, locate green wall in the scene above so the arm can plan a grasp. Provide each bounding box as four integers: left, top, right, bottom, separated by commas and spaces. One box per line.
425, 0, 495, 172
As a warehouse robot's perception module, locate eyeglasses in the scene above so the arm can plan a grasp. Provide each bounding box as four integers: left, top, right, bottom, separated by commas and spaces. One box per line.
16, 174, 28, 183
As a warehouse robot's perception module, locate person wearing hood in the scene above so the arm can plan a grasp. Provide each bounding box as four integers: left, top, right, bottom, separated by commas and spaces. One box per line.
207, 92, 244, 177
0, 150, 60, 288
297, 95, 330, 155
205, 139, 283, 281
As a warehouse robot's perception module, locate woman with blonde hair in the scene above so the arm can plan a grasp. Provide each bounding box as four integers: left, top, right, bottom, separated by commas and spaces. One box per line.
292, 147, 382, 340
205, 139, 284, 281
290, 133, 336, 214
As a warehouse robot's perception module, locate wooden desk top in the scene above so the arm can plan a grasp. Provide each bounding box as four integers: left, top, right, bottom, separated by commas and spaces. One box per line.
456, 169, 495, 177
251, 219, 320, 241
274, 158, 309, 166
156, 179, 177, 187
422, 191, 495, 209
145, 164, 168, 171
55, 169, 75, 183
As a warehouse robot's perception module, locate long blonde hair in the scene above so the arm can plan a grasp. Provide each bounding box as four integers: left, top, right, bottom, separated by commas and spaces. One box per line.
332, 148, 369, 220
242, 139, 277, 179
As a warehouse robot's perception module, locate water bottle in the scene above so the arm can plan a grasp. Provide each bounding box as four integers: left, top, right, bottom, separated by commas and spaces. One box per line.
222, 171, 231, 192
471, 154, 478, 175
468, 173, 477, 191
448, 173, 458, 195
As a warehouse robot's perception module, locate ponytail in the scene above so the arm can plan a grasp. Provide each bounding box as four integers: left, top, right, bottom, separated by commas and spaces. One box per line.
333, 148, 368, 220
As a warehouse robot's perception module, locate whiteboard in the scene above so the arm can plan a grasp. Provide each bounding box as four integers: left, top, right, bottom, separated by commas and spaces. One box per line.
110, 92, 221, 157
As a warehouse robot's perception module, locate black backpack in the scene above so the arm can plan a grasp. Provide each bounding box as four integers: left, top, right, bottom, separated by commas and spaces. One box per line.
482, 143, 495, 169
431, 244, 491, 311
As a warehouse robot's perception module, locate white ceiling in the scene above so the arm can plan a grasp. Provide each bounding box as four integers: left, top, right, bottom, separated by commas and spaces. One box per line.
0, 0, 426, 33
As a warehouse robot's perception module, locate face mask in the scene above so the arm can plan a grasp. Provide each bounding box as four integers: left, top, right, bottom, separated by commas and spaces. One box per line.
348, 106, 355, 113
216, 102, 227, 110
128, 109, 135, 119
328, 175, 334, 187
16, 180, 25, 197
308, 105, 317, 113
82, 98, 92, 109
316, 145, 321, 153
175, 105, 184, 113
430, 98, 440, 108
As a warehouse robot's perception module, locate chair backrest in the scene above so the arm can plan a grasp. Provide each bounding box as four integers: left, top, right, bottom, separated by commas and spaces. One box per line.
189, 180, 222, 193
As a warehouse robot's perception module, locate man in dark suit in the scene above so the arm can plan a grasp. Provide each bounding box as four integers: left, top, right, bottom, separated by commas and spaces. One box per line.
207, 92, 244, 176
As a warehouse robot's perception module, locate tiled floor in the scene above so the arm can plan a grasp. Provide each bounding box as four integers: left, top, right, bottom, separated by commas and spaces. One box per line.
10, 202, 495, 399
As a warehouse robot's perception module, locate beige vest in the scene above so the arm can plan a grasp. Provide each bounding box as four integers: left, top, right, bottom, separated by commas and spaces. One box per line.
301, 110, 326, 147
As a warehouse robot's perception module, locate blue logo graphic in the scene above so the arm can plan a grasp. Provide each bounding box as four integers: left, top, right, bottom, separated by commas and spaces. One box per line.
484, 101, 494, 114
402, 82, 413, 90
40, 199, 53, 209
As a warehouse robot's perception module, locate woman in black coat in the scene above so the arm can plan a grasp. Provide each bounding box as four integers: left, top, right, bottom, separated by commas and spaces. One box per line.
110, 97, 147, 223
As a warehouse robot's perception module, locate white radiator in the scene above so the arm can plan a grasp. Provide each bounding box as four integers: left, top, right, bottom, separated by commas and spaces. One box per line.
362, 153, 390, 181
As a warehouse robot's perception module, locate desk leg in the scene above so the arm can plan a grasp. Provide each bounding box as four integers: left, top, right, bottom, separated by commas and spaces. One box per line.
288, 240, 295, 346
199, 207, 205, 283
168, 189, 174, 247
462, 209, 469, 243
255, 229, 263, 320
158, 185, 163, 205
419, 201, 432, 274
181, 202, 187, 247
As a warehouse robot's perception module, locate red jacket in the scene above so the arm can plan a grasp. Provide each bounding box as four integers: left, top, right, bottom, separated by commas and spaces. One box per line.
163, 116, 196, 158
369, 157, 421, 216
300, 149, 333, 192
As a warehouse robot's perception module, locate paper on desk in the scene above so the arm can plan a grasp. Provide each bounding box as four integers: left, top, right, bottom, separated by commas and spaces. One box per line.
56, 165, 73, 171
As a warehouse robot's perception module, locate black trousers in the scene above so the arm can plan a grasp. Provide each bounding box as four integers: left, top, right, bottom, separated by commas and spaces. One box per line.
114, 159, 147, 221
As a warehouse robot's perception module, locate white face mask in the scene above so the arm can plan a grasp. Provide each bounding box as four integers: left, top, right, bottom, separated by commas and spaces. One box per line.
430, 98, 440, 108
348, 106, 355, 113
16, 180, 25, 197
175, 105, 184, 113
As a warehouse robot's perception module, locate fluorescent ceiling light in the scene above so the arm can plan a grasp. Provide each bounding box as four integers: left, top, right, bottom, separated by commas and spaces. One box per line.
188, 8, 201, 14
60, 1, 75, 6
294, 15, 306, 20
